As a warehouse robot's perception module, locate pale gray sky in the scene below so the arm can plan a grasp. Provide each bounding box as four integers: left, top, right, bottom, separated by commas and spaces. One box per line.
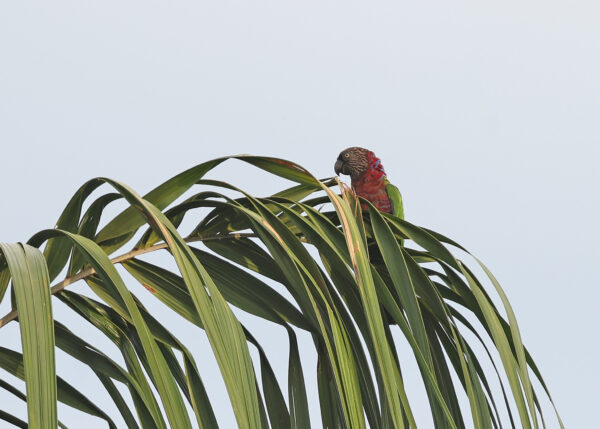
1, 1, 598, 427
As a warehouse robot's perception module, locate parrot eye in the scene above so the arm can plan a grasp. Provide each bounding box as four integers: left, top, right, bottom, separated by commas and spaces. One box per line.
344, 153, 350, 158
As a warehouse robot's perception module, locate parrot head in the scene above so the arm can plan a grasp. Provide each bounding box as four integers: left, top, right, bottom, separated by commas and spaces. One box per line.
334, 147, 371, 180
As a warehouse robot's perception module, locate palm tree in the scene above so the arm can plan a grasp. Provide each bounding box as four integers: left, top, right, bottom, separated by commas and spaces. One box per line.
0, 155, 562, 429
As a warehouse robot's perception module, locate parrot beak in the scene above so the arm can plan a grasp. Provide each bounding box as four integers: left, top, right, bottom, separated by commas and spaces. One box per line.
334, 160, 343, 175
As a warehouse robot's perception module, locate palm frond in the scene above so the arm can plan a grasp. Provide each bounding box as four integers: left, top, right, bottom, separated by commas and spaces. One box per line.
0, 156, 563, 428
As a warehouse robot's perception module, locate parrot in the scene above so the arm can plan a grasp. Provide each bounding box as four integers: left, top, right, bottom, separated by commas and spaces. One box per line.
334, 147, 404, 219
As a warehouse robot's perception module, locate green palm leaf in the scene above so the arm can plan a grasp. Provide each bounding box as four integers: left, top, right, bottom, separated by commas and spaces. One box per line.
0, 243, 56, 429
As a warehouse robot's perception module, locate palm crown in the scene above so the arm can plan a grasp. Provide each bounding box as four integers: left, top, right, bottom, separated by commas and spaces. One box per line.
0, 155, 562, 429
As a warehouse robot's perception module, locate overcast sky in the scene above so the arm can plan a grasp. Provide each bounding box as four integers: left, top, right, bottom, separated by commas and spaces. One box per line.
1, 1, 598, 427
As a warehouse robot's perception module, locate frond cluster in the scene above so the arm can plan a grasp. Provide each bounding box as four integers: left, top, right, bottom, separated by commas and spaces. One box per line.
0, 156, 562, 428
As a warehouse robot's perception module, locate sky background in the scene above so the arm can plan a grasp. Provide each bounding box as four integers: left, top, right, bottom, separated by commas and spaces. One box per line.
1, 1, 598, 427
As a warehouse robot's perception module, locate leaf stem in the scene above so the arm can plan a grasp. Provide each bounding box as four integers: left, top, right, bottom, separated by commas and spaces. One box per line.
0, 233, 257, 328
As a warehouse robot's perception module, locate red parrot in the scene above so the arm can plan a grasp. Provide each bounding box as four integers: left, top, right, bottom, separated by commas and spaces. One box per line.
334, 147, 404, 219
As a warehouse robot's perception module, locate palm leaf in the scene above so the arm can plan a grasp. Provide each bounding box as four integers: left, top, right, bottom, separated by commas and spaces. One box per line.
0, 243, 56, 429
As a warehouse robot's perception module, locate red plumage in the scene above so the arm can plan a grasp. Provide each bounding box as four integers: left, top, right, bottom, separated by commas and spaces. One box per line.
351, 151, 393, 213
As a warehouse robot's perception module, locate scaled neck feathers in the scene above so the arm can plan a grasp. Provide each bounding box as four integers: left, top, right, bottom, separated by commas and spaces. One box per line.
351, 151, 387, 187
350, 150, 393, 213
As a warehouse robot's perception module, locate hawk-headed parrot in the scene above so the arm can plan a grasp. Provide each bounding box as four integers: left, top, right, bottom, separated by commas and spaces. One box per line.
334, 147, 404, 219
